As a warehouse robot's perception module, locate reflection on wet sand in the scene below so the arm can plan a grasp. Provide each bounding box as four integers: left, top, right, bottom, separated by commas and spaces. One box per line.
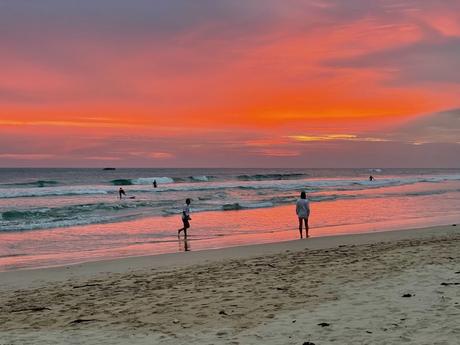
178, 238, 190, 252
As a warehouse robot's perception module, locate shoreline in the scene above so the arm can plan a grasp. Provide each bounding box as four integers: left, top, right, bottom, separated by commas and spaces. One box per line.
1, 223, 459, 344
1, 223, 458, 290
2, 194, 459, 273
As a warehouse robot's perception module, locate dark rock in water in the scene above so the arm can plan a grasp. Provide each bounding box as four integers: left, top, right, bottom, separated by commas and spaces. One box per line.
219, 310, 228, 316
402, 293, 413, 297
303, 342, 316, 345
452, 224, 457, 226
317, 322, 330, 327
103, 167, 116, 170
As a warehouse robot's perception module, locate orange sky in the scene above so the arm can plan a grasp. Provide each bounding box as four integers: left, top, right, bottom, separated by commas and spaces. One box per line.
1, 0, 460, 167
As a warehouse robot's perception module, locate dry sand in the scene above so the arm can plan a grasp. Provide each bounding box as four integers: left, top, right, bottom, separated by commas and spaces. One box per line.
1, 225, 459, 344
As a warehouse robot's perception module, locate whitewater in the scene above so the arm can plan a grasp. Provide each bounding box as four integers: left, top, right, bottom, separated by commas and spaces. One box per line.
1, 168, 460, 232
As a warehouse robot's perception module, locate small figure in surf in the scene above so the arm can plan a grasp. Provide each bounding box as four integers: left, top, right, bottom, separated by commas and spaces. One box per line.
153, 180, 158, 188
296, 191, 310, 239
119, 187, 126, 199
369, 175, 374, 181
178, 198, 192, 237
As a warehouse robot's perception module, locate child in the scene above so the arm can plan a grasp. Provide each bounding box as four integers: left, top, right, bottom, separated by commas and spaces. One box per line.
178, 198, 192, 237
296, 191, 310, 238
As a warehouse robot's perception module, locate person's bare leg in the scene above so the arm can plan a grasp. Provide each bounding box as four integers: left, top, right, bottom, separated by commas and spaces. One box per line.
184, 228, 188, 238
298, 218, 303, 239
305, 218, 309, 238
178, 228, 184, 237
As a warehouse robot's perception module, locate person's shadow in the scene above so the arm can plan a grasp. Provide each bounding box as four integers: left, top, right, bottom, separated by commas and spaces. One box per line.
178, 237, 191, 252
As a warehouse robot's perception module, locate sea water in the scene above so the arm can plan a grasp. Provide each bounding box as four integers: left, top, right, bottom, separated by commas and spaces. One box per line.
1, 168, 459, 270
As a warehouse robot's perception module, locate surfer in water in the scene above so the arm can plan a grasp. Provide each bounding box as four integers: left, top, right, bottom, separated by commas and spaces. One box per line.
153, 179, 157, 188
119, 187, 126, 199
178, 198, 192, 238
369, 175, 374, 181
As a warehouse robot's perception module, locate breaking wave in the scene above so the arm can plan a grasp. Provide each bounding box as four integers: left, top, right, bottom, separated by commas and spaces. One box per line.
1, 180, 59, 188
237, 173, 308, 181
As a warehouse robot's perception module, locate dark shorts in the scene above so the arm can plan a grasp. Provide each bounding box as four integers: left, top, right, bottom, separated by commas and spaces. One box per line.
182, 218, 190, 229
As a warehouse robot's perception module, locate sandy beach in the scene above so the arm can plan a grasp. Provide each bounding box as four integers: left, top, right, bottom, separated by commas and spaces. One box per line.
1, 224, 459, 344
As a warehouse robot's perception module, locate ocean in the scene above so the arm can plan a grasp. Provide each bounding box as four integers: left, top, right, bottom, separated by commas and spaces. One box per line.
1, 168, 460, 270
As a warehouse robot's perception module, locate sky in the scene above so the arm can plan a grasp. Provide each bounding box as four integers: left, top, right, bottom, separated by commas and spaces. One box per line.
1, 0, 459, 168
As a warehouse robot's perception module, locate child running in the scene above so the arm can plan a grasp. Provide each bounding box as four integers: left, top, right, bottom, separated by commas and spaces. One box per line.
178, 198, 192, 237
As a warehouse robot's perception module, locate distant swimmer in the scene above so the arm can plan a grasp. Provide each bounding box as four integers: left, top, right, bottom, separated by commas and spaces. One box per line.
153, 180, 157, 188
369, 175, 374, 181
119, 187, 126, 199
178, 198, 192, 238
296, 191, 310, 239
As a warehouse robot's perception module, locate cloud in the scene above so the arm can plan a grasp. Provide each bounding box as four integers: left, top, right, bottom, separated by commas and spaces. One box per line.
288, 134, 389, 142
382, 108, 460, 144
85, 156, 122, 161
0, 153, 55, 160
251, 149, 300, 157
288, 108, 460, 146
326, 35, 460, 85
148, 152, 174, 159
1, 1, 460, 167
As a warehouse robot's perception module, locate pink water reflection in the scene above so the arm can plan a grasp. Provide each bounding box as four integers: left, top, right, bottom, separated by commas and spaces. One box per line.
1, 187, 459, 271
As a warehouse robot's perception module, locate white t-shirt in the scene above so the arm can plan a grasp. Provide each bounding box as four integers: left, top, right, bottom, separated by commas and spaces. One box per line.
182, 204, 190, 220
296, 198, 310, 218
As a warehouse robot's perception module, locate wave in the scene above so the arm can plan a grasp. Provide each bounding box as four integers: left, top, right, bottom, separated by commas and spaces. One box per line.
237, 173, 308, 181
0, 187, 109, 199
132, 177, 174, 184
110, 179, 133, 186
110, 177, 175, 185
2, 182, 459, 232
0, 213, 140, 232
1, 180, 59, 188
110, 175, 212, 185
222, 202, 274, 211
2, 200, 179, 220
0, 199, 179, 231
190, 175, 209, 182
2, 174, 460, 199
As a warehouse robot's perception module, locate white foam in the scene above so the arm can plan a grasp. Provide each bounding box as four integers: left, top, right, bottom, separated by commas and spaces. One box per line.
131, 177, 174, 185
0, 187, 109, 199
191, 175, 209, 182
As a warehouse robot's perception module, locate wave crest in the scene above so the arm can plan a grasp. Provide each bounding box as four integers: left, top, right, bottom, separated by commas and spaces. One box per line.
237, 173, 307, 181
2, 180, 59, 188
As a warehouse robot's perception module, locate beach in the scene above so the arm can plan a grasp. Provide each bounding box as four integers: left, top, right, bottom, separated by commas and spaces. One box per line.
3, 0, 460, 343
2, 168, 460, 271
1, 224, 459, 344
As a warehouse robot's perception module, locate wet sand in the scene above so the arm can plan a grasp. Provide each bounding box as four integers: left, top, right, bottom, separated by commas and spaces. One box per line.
1, 224, 459, 344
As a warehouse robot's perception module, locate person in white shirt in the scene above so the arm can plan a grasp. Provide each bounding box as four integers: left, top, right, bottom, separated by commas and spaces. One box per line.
178, 198, 192, 237
296, 191, 310, 239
